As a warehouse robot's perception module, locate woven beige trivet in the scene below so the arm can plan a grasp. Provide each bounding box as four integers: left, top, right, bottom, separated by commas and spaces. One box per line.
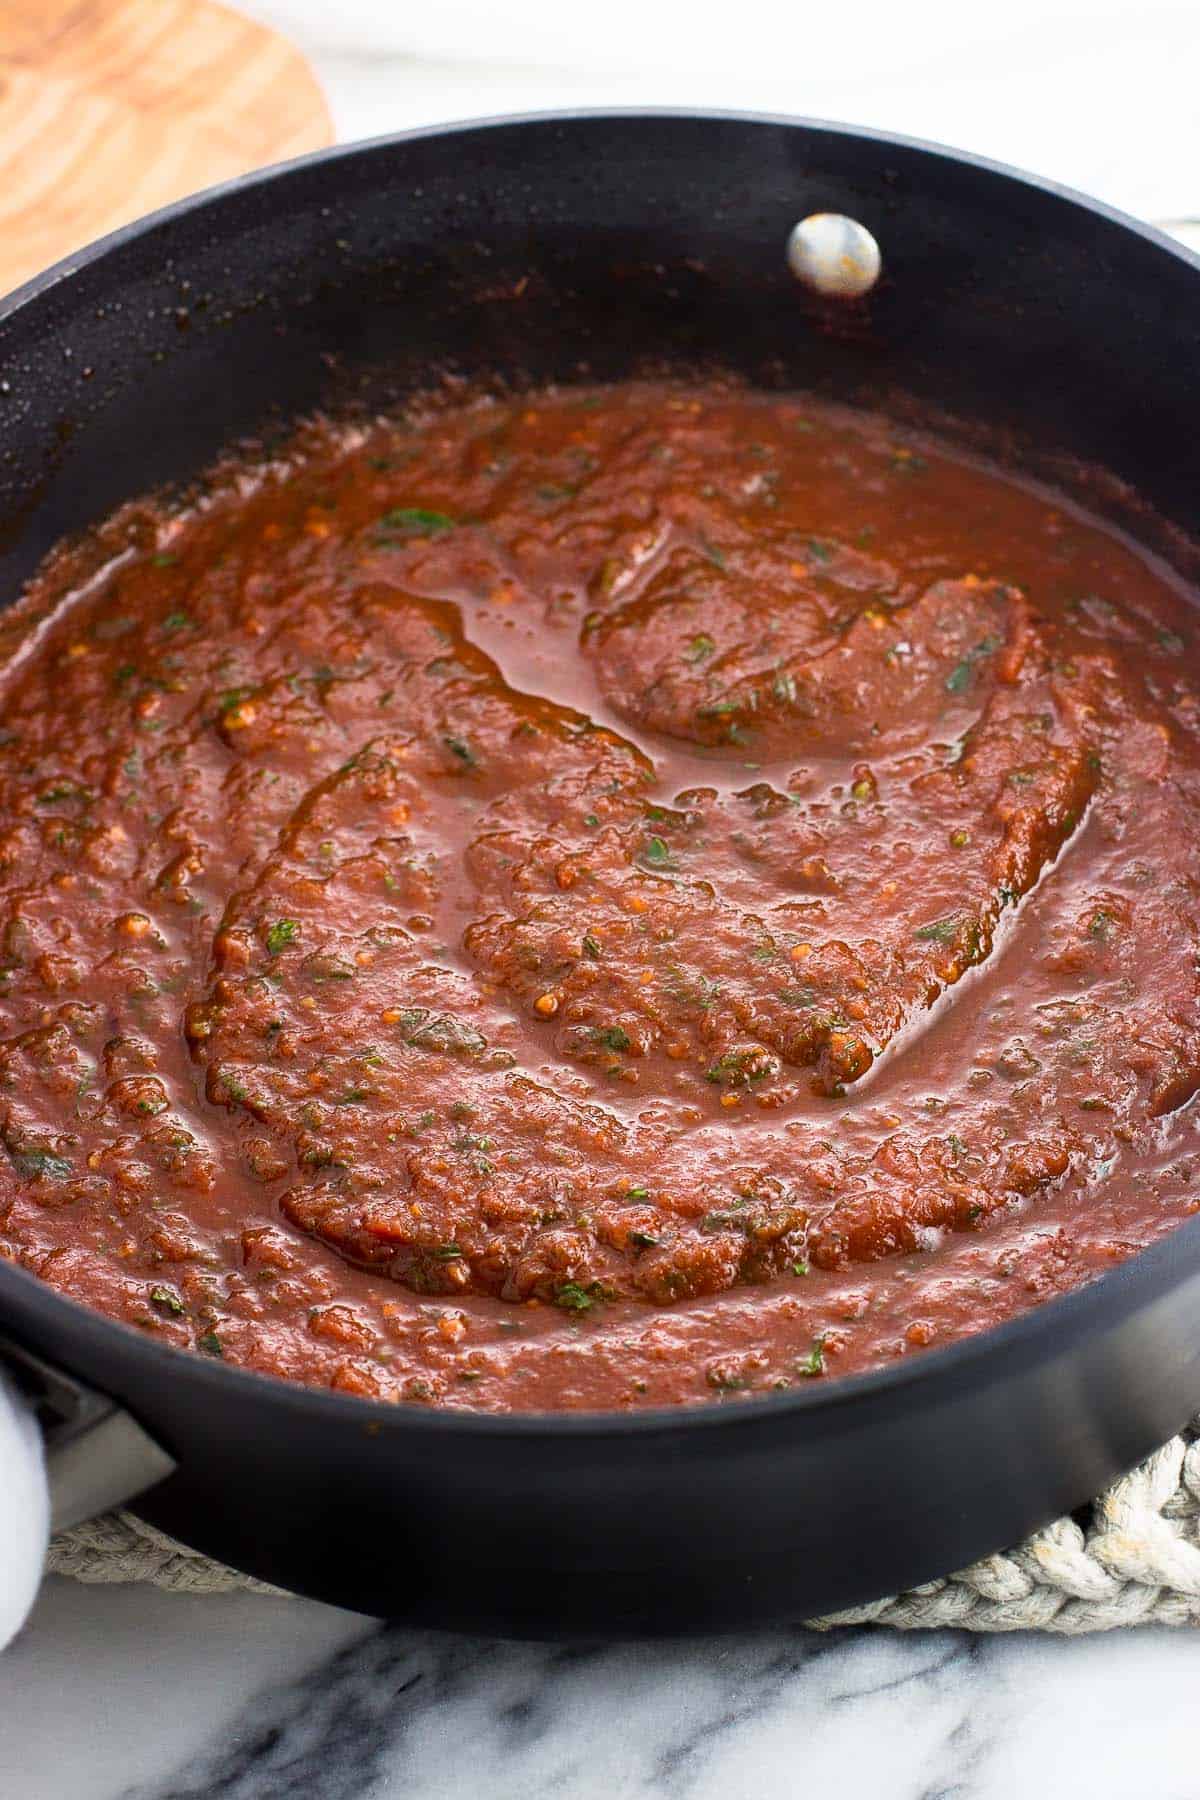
46, 1417, 1200, 1633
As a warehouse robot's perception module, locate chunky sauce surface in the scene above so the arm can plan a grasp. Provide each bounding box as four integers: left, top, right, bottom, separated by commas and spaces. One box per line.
1, 381, 1198, 1410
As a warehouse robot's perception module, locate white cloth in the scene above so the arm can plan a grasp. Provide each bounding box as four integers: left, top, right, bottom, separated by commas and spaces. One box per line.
0, 1371, 48, 1650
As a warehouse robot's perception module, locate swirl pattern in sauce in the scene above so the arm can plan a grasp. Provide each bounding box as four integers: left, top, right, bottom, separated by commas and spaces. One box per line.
0, 382, 1197, 1409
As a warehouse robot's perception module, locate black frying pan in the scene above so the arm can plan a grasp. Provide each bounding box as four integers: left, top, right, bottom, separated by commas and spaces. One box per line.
1, 112, 1199, 1638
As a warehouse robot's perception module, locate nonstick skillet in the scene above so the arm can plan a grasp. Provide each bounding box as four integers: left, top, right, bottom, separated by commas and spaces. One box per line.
1, 112, 1199, 1638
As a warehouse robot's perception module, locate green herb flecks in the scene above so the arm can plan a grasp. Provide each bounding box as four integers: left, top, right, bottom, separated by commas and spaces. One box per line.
265, 918, 300, 954
443, 735, 479, 769
705, 1045, 780, 1087
8, 1147, 72, 1181
377, 507, 456, 537
396, 1008, 488, 1060
554, 1280, 608, 1313
36, 781, 90, 807
945, 635, 1000, 694
664, 967, 723, 1012
914, 911, 969, 945
304, 951, 357, 983
640, 834, 675, 870
706, 1367, 750, 1392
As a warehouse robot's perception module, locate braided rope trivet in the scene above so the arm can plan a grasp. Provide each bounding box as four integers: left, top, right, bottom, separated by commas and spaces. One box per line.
45, 1418, 1200, 1633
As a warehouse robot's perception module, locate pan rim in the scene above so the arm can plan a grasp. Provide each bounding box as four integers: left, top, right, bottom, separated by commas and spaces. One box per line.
2, 104, 1198, 327
1, 107, 1198, 1442
4, 1201, 1199, 1441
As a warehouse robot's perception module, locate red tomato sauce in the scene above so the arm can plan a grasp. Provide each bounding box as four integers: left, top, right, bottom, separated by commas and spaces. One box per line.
0, 380, 1198, 1410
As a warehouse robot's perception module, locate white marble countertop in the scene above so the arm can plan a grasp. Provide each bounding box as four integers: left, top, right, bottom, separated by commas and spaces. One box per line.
6, 1578, 1200, 1798
5, 6, 1200, 1795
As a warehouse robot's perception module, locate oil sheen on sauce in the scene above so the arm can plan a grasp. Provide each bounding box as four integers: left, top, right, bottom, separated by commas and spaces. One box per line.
0, 380, 1197, 1411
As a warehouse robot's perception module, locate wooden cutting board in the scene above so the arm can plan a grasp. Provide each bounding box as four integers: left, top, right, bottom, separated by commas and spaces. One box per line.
0, 0, 334, 297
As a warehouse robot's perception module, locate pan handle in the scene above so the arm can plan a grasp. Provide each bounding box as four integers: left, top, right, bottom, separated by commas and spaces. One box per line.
0, 1333, 175, 1533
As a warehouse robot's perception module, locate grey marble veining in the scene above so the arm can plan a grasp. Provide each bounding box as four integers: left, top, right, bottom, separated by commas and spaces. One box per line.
4, 1568, 1199, 1799
92, 1622, 981, 1800
40, 1600, 1183, 1800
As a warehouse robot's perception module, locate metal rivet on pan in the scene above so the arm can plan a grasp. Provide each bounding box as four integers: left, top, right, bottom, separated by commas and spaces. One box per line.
787, 214, 882, 298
